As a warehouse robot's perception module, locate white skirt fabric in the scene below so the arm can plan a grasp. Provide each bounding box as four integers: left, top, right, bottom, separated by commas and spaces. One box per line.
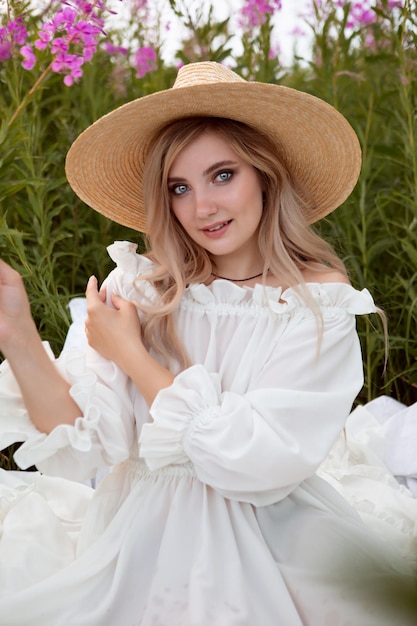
0, 455, 416, 626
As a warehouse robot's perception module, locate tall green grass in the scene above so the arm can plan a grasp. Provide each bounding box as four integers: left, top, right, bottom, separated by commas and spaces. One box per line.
293, 0, 417, 403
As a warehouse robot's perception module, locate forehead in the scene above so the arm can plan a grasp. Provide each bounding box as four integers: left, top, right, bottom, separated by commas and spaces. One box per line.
169, 131, 240, 174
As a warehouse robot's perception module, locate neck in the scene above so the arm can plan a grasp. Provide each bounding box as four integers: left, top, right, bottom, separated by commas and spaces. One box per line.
211, 269, 265, 282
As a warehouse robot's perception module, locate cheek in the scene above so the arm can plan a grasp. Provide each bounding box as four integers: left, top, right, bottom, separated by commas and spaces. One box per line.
248, 200, 264, 233
245, 175, 264, 206
170, 199, 181, 222
171, 204, 191, 232
247, 187, 264, 219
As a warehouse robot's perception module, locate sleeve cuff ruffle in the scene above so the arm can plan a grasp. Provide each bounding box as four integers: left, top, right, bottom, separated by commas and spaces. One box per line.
0, 343, 131, 481
139, 365, 221, 470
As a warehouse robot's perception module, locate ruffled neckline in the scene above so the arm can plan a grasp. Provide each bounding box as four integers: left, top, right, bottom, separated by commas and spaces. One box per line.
185, 280, 376, 315
106, 241, 376, 315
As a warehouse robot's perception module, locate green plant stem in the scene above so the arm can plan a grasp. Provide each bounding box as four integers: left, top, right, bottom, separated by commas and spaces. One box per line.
7, 62, 53, 130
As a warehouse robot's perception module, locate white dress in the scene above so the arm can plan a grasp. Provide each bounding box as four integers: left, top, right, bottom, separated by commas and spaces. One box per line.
0, 241, 415, 626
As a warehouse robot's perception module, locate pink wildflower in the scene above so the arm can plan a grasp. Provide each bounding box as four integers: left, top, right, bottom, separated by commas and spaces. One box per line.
7, 17, 28, 46
131, 0, 148, 10
131, 46, 157, 79
268, 43, 281, 59
52, 7, 78, 29
63, 57, 84, 85
30, 0, 107, 84
239, 0, 282, 29
338, 0, 403, 32
51, 37, 69, 55
103, 42, 129, 56
20, 44, 36, 70
0, 17, 28, 61
347, 2, 376, 28
0, 0, 112, 81
0, 40, 12, 62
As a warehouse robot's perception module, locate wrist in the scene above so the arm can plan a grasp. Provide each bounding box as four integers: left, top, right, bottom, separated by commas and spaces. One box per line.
114, 339, 174, 406
113, 336, 149, 376
1, 318, 40, 361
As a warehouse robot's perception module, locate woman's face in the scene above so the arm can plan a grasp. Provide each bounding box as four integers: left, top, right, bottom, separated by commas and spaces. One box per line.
167, 131, 264, 273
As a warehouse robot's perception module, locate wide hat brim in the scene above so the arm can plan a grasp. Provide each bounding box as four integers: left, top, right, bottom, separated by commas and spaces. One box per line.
65, 63, 361, 232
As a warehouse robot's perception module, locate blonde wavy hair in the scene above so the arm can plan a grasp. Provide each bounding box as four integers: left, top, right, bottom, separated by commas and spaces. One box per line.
136, 117, 348, 369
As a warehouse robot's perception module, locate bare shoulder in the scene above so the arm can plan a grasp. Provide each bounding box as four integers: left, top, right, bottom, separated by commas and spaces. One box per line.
301, 262, 351, 285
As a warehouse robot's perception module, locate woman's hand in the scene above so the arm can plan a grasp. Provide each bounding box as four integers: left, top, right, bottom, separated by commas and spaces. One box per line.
85, 276, 174, 406
0, 259, 37, 356
0, 259, 81, 432
85, 276, 144, 365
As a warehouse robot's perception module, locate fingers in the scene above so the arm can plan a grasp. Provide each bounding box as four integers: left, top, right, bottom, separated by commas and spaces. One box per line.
85, 276, 105, 305
110, 294, 139, 317
110, 293, 124, 310
0, 259, 22, 285
86, 275, 98, 295
86, 276, 132, 312
86, 277, 127, 312
85, 276, 97, 301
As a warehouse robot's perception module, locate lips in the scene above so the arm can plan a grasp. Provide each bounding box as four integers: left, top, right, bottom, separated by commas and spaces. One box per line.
202, 220, 232, 232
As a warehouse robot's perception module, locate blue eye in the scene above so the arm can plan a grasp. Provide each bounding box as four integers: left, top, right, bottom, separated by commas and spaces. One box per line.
171, 184, 188, 196
215, 170, 232, 182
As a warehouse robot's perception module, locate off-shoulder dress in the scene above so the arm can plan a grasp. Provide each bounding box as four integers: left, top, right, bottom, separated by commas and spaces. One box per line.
0, 241, 415, 625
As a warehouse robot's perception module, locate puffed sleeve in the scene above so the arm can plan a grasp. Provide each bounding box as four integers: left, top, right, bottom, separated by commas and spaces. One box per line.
139, 286, 377, 506
0, 344, 136, 482
0, 241, 150, 482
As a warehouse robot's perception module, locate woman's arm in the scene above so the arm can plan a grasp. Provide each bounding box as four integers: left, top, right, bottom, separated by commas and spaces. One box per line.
0, 260, 81, 433
85, 276, 174, 406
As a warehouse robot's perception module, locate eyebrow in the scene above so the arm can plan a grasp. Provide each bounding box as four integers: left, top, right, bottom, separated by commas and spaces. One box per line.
202, 160, 238, 177
168, 160, 238, 183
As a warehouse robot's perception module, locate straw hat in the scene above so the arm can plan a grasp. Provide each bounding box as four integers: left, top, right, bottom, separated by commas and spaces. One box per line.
65, 61, 361, 232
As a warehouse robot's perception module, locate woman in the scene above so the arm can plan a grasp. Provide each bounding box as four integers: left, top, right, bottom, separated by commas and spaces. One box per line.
0, 62, 415, 625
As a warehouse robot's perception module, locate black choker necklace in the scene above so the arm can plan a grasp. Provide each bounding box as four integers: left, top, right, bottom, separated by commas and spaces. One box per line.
211, 271, 264, 282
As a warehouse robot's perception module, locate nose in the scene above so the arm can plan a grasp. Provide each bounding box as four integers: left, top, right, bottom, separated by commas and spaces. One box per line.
194, 188, 218, 219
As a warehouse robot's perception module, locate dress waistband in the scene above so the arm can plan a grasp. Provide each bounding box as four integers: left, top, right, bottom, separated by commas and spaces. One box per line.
115, 457, 197, 479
